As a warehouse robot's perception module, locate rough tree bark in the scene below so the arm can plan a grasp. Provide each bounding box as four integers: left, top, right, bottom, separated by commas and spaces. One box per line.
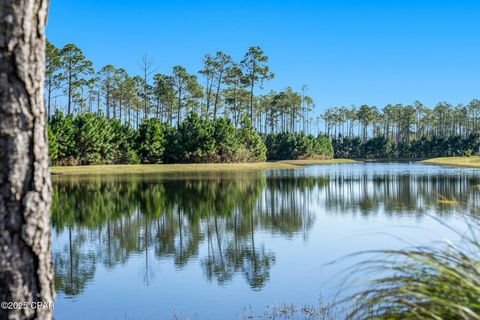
0, 0, 54, 319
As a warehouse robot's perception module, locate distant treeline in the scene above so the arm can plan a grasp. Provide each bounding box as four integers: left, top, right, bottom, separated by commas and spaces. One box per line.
333, 135, 480, 159
48, 111, 334, 165
323, 102, 480, 158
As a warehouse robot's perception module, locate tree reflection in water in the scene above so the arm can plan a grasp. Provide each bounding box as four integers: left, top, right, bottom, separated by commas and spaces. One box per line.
52, 166, 480, 297
322, 170, 480, 216
52, 172, 324, 296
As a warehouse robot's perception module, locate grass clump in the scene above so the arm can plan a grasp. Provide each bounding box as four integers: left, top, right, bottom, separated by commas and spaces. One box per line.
339, 220, 480, 320
241, 298, 334, 320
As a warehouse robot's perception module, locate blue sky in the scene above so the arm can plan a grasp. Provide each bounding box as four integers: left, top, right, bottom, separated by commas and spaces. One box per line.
47, 0, 480, 114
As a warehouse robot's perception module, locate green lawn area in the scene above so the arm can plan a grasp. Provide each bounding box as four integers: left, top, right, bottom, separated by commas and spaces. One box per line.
421, 156, 480, 168
51, 159, 356, 176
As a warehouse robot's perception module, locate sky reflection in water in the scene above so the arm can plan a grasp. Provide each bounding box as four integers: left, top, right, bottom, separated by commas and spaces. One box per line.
52, 163, 480, 319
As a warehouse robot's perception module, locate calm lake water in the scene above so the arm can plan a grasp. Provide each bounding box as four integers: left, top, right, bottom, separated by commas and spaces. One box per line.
51, 162, 480, 319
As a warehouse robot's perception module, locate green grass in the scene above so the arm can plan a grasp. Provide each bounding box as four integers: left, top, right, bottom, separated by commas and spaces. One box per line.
51, 159, 356, 176
421, 156, 480, 168
339, 219, 480, 320
275, 158, 356, 165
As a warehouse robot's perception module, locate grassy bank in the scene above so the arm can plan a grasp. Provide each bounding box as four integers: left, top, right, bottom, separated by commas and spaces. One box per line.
51, 159, 356, 176
421, 156, 480, 168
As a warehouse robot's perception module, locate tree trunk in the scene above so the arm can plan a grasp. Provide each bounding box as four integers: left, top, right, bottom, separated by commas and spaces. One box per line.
0, 0, 54, 319
46, 80, 52, 120
177, 88, 182, 126
249, 78, 254, 120
213, 73, 223, 120
67, 60, 72, 114
96, 91, 100, 113
136, 108, 139, 129
143, 67, 148, 118
105, 85, 110, 118
119, 98, 122, 123
205, 76, 212, 117
88, 91, 92, 112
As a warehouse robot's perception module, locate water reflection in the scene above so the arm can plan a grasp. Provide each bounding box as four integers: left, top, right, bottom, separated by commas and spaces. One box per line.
321, 165, 480, 216
51, 164, 480, 299
52, 173, 325, 296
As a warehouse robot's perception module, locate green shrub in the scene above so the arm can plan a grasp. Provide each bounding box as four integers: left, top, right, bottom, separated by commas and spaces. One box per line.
49, 111, 77, 164
48, 126, 58, 162
265, 132, 333, 160
48, 111, 338, 165
316, 134, 334, 158
238, 115, 267, 161
116, 149, 140, 164
362, 136, 388, 159
177, 112, 216, 162
73, 112, 113, 164
136, 118, 165, 164
162, 123, 180, 163
111, 121, 139, 164
212, 117, 242, 162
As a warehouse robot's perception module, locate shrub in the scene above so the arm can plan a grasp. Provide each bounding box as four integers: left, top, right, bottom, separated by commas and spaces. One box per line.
136, 118, 165, 164
48, 126, 58, 162
265, 132, 333, 160
316, 134, 334, 158
49, 111, 77, 164
362, 136, 388, 159
176, 112, 216, 162
73, 112, 113, 164
238, 115, 267, 161
48, 111, 339, 165
111, 121, 139, 164
162, 123, 180, 163
212, 117, 242, 162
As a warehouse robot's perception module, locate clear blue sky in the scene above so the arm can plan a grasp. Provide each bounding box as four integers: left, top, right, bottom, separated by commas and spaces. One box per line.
47, 0, 480, 113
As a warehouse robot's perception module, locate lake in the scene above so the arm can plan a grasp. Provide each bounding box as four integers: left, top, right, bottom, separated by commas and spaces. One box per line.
51, 162, 480, 319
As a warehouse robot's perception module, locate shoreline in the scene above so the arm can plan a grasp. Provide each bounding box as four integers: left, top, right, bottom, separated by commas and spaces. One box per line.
51, 159, 356, 176
50, 157, 480, 176
420, 156, 480, 169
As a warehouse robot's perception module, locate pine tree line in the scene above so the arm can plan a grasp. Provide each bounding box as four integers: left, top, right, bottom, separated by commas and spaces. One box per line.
48, 111, 334, 165
322, 102, 480, 158
322, 102, 480, 141
46, 40, 480, 161
45, 42, 316, 134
